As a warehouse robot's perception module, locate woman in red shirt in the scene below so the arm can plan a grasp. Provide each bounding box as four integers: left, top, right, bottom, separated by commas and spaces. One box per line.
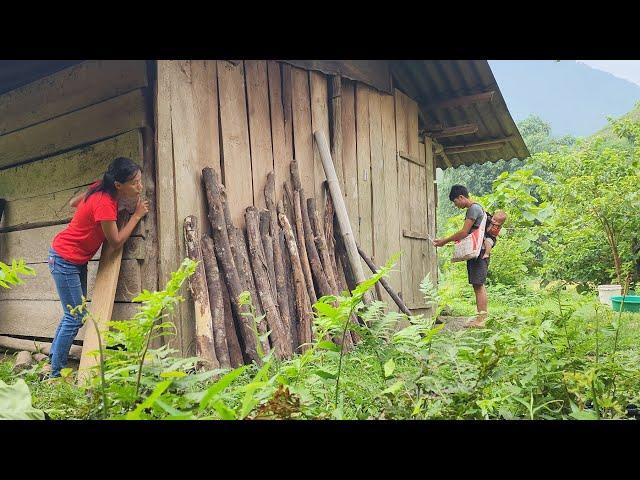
47, 157, 149, 378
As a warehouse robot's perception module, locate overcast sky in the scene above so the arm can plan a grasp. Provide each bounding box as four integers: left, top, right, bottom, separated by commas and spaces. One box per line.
577, 60, 640, 86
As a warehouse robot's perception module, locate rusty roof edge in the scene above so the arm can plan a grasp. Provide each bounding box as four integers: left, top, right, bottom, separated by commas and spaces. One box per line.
394, 60, 530, 168
472, 60, 530, 160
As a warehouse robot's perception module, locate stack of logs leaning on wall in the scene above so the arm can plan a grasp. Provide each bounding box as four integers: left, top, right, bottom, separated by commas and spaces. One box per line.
183, 159, 361, 369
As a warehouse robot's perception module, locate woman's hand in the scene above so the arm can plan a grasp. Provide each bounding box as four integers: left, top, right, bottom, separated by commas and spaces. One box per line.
433, 238, 447, 247
134, 197, 149, 220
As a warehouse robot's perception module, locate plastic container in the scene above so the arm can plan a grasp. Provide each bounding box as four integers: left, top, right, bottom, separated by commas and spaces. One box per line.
610, 295, 640, 313
597, 284, 622, 305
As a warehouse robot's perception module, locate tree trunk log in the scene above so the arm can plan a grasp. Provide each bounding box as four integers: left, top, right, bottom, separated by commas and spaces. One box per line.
279, 207, 314, 352
308, 197, 338, 293
280, 227, 299, 351
301, 195, 332, 298
290, 159, 302, 191
183, 216, 220, 369
265, 172, 295, 350
246, 207, 292, 359
324, 185, 340, 289
260, 209, 278, 300
201, 235, 232, 368
202, 167, 261, 364
221, 274, 245, 367
220, 185, 270, 356
293, 189, 317, 304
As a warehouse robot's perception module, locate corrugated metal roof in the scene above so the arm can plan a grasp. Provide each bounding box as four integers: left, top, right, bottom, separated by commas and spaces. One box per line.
391, 60, 529, 168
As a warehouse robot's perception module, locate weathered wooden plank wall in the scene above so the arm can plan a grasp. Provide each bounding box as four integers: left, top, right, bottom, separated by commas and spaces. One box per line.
152, 61, 439, 353
1, 59, 440, 356
0, 60, 156, 343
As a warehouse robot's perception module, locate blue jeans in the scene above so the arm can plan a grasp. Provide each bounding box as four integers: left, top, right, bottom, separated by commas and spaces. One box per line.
48, 247, 88, 377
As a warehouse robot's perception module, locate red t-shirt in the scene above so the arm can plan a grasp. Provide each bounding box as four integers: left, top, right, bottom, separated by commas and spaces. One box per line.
51, 182, 118, 264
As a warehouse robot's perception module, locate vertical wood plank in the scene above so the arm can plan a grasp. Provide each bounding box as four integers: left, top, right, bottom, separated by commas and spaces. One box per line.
291, 67, 314, 195
141, 125, 160, 347
155, 60, 182, 350
381, 93, 401, 299
310, 71, 330, 214
341, 80, 359, 244
368, 90, 389, 304
424, 135, 438, 290
281, 63, 294, 172
78, 243, 123, 383
355, 83, 373, 270
218, 60, 254, 227
245, 60, 274, 210
412, 144, 427, 306
169, 60, 208, 354
394, 89, 413, 307
409, 98, 426, 308
268, 61, 290, 203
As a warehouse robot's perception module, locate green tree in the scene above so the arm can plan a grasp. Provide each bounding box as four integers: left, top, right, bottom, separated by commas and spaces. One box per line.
536, 121, 640, 287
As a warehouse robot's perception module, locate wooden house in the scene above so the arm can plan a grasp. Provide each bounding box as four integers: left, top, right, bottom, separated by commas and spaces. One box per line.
0, 60, 528, 356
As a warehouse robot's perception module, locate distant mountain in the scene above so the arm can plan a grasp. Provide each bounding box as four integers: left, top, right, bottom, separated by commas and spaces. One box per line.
489, 60, 640, 137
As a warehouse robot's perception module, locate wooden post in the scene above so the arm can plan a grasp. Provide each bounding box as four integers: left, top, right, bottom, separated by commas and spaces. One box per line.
293, 189, 317, 304
246, 207, 292, 359
183, 216, 220, 369
202, 167, 261, 364
259, 209, 277, 300
280, 227, 299, 351
301, 194, 332, 298
324, 186, 341, 290
279, 208, 314, 352
220, 277, 245, 367
308, 197, 338, 293
220, 185, 270, 355
201, 235, 232, 368
265, 172, 294, 345
314, 130, 371, 303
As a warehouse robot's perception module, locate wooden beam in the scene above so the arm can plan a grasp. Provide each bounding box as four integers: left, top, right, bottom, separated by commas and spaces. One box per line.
430, 123, 479, 138
444, 136, 515, 155
402, 229, 432, 241
78, 239, 124, 385
425, 91, 495, 110
398, 150, 425, 167
0, 89, 148, 169
431, 139, 452, 168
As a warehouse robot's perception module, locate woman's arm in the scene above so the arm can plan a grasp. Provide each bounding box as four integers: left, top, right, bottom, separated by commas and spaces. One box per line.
100, 198, 149, 250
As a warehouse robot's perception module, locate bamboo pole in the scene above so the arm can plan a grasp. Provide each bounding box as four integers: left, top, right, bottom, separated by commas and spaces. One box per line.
314, 130, 371, 304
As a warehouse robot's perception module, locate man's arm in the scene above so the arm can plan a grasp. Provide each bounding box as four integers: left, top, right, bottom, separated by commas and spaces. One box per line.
433, 218, 475, 247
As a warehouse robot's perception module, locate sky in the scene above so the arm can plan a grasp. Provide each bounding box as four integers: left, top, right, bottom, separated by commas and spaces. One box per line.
577, 60, 640, 87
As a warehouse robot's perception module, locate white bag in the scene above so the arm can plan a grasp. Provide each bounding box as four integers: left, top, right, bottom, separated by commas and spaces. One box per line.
451, 209, 487, 263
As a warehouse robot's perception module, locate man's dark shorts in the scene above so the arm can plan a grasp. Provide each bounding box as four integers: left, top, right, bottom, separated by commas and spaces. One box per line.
467, 253, 490, 285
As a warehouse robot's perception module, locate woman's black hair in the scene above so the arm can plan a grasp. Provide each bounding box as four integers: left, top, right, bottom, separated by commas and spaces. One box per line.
86, 157, 141, 200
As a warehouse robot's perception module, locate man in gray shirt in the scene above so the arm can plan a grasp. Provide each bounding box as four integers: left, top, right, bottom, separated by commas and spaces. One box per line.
433, 185, 489, 327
